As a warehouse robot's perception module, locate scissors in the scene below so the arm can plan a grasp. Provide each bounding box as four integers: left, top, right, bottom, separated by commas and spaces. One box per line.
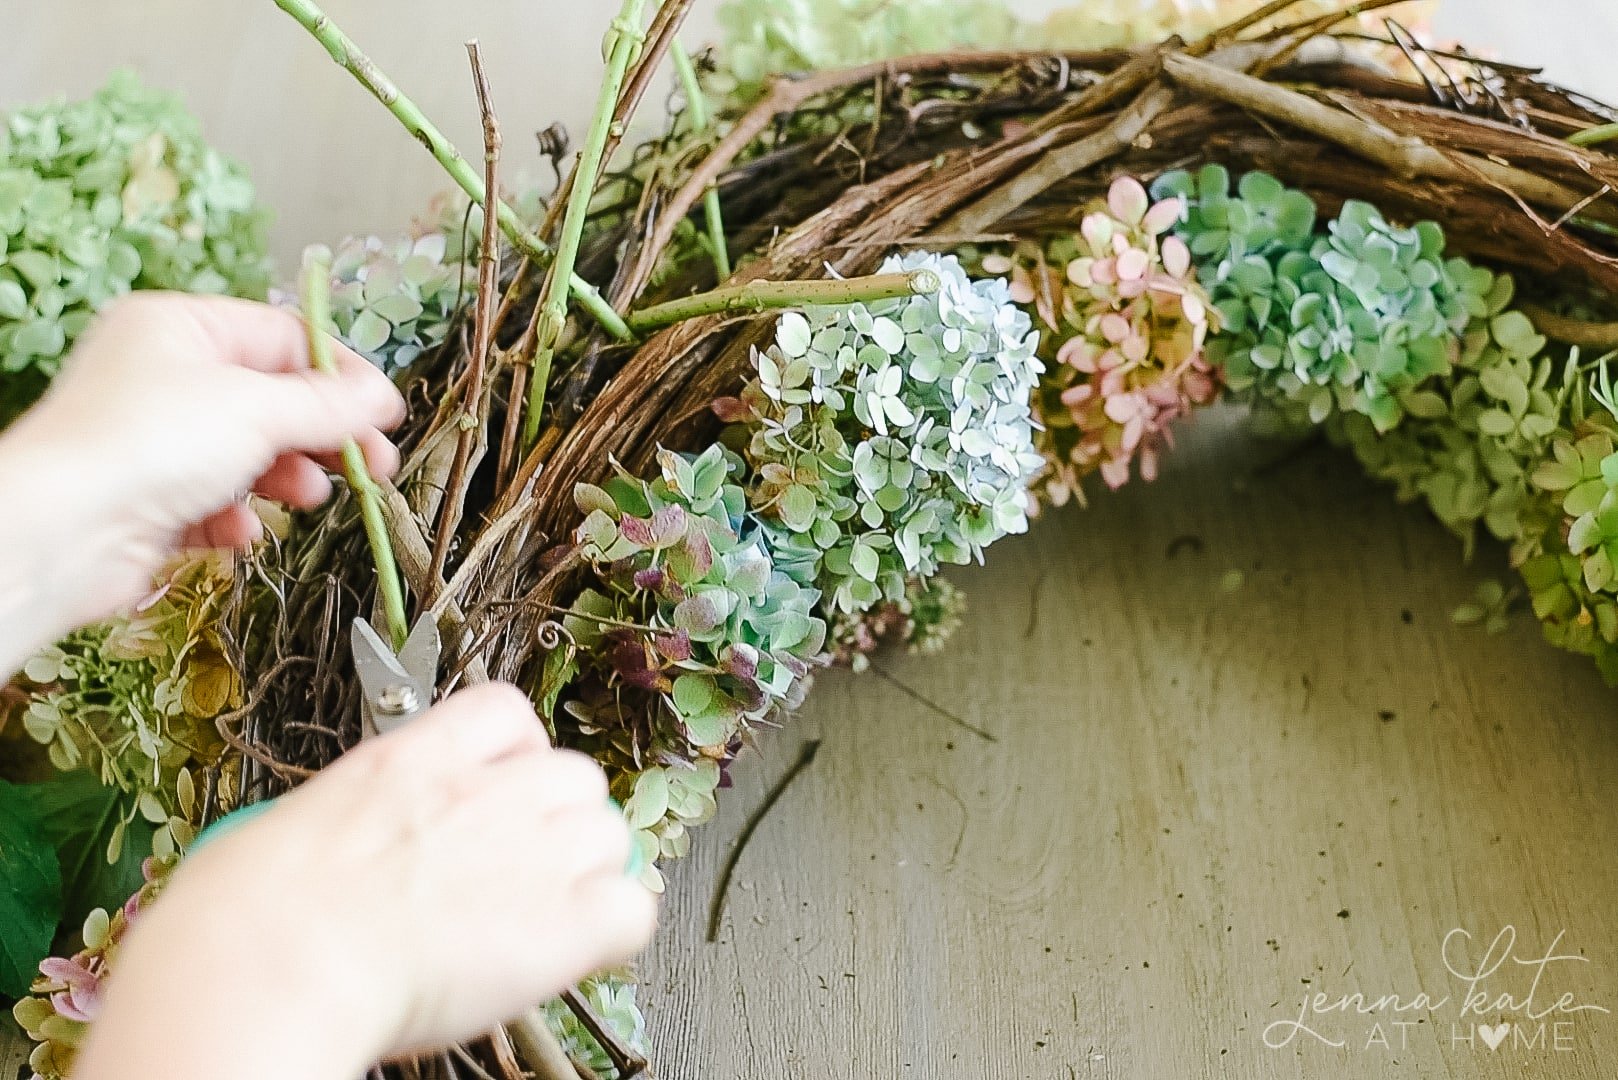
193, 614, 440, 847
352, 615, 441, 737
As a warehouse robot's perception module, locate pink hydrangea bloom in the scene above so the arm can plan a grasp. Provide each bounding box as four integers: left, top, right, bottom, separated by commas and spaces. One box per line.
991, 175, 1220, 506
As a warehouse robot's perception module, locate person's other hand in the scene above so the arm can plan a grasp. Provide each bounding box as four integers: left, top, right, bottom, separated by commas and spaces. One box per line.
75, 683, 657, 1077
2, 291, 403, 635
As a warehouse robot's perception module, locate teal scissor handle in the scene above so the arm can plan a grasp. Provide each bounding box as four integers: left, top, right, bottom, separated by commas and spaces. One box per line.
191, 800, 277, 851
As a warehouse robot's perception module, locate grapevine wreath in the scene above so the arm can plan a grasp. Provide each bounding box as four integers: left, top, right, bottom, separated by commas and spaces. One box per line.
9, 0, 1618, 1076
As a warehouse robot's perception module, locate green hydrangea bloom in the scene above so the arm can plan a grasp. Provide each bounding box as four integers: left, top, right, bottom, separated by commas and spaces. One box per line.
712, 0, 1021, 100
1336, 266, 1563, 552
1156, 168, 1487, 432
567, 444, 827, 756
734, 252, 1044, 614
16, 558, 236, 858
312, 231, 469, 375
619, 759, 721, 893
1520, 544, 1618, 683
542, 975, 650, 1079
0, 71, 271, 425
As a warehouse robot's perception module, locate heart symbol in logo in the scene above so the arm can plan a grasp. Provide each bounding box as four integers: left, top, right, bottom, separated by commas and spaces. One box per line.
1478, 1023, 1511, 1051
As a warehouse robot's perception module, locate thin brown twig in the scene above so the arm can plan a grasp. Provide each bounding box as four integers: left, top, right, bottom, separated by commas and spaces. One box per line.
620, 48, 1128, 303
561, 987, 650, 1078
429, 42, 503, 594
1249, 0, 1424, 76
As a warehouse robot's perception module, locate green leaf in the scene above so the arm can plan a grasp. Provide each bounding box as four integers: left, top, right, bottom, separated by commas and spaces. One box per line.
10, 773, 153, 927
672, 673, 716, 719
622, 770, 671, 831
0, 279, 26, 319
0, 782, 63, 997
779, 485, 817, 532
347, 309, 392, 354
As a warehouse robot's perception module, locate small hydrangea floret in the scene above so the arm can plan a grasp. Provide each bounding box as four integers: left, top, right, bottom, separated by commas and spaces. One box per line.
567, 445, 826, 754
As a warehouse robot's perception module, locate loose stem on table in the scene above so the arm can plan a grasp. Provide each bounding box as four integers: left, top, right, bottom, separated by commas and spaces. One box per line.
299, 253, 411, 652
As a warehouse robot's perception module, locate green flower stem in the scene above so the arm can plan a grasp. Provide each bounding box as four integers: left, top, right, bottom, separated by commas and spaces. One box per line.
301, 252, 411, 652
671, 39, 731, 281
524, 0, 649, 448
1570, 122, 1618, 148
624, 269, 941, 334
272, 0, 629, 344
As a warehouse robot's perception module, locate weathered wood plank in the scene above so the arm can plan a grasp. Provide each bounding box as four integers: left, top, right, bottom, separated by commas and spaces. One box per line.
643, 408, 1618, 1079
4, 3, 1618, 1078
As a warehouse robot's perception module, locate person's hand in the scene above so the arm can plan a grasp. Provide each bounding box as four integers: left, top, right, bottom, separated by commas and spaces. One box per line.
75, 683, 657, 1080
0, 291, 404, 646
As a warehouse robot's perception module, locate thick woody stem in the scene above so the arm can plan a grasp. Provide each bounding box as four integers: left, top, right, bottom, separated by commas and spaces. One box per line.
507, 1010, 593, 1080
1521, 303, 1618, 349
560, 987, 649, 1078
1163, 51, 1618, 226
626, 269, 939, 334
299, 253, 410, 652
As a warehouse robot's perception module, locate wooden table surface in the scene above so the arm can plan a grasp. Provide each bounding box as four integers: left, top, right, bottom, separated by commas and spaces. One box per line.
6, 3, 1618, 1078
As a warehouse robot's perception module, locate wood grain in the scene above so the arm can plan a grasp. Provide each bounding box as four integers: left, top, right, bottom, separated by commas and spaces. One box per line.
645, 409, 1618, 1079
5, 3, 1618, 1078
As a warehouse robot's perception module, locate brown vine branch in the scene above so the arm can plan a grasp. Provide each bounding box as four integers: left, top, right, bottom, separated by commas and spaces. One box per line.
1163, 51, 1618, 227
619, 47, 1129, 303
943, 76, 1177, 236
1521, 303, 1618, 350
560, 987, 649, 1078
428, 41, 503, 595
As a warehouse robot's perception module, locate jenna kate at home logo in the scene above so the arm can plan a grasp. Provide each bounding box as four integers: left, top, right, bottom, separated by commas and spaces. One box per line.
1263, 927, 1610, 1053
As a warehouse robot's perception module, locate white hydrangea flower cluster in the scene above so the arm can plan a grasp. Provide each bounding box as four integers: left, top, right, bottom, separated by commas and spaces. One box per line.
739, 252, 1044, 613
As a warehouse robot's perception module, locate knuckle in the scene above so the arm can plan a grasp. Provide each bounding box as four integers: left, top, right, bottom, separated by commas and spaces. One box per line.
468, 681, 537, 719
546, 751, 610, 798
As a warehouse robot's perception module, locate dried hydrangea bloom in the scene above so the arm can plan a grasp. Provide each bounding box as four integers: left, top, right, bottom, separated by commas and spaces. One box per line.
1038, 0, 1437, 54
14, 856, 178, 1080
991, 176, 1219, 503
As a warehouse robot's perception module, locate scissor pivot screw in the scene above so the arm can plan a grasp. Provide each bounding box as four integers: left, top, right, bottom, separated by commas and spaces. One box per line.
375, 684, 422, 717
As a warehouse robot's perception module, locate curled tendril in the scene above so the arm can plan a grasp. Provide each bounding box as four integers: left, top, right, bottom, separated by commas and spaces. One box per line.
536, 620, 576, 651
